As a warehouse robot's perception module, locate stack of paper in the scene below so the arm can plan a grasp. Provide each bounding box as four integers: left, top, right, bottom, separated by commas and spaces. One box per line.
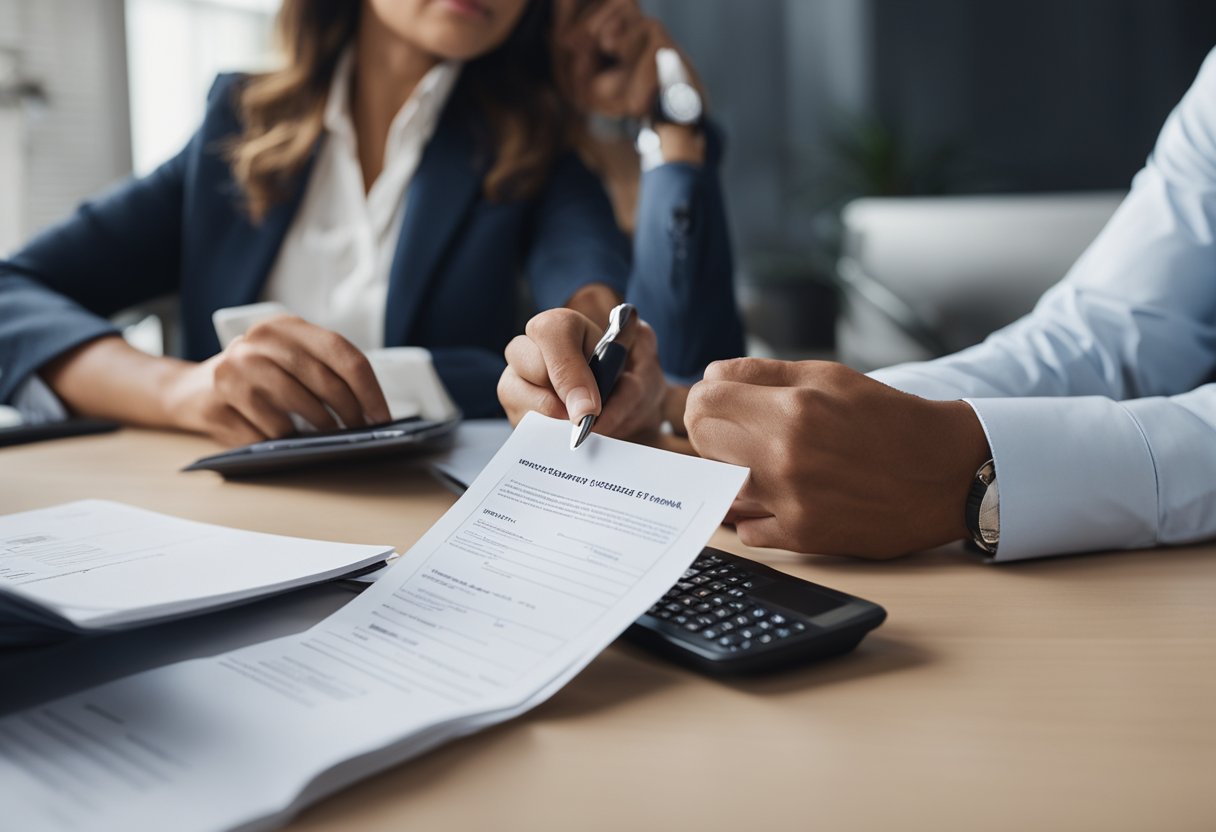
0, 414, 748, 831
0, 500, 394, 645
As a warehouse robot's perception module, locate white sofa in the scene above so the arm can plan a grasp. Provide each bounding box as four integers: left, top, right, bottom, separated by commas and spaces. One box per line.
835, 192, 1126, 371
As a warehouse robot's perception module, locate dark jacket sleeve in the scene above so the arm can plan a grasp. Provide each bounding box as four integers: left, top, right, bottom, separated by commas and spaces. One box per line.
524, 124, 744, 386
0, 137, 189, 401
524, 152, 633, 311
628, 123, 744, 383
0, 76, 245, 403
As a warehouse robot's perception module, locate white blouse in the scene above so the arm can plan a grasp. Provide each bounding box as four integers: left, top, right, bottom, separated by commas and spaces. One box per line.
261, 50, 461, 351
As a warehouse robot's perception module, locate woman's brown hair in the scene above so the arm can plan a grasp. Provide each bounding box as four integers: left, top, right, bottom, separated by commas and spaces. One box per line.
227, 0, 564, 223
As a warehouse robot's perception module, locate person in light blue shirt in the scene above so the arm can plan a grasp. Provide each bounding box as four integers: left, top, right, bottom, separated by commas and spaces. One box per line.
503, 47, 1216, 562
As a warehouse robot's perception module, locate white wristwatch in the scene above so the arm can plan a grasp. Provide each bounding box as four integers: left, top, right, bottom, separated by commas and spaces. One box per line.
636, 48, 704, 172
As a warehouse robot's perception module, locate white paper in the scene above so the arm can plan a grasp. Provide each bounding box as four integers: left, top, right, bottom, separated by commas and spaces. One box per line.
0, 413, 747, 832
0, 501, 393, 631
427, 418, 516, 493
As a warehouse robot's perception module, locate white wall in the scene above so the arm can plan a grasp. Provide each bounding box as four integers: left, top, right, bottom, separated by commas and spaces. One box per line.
0, 0, 131, 248
125, 0, 275, 175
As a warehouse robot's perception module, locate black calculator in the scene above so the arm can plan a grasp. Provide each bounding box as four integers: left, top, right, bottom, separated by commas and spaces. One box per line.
623, 547, 887, 675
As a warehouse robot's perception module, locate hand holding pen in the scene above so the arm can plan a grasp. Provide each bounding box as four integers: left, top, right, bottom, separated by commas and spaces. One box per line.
499, 304, 668, 443
571, 302, 635, 448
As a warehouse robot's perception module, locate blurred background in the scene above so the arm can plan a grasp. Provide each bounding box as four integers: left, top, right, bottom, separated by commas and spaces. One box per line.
2, 0, 1215, 368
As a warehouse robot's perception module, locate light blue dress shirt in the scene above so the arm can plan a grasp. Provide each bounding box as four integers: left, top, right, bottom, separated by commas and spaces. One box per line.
871, 48, 1216, 562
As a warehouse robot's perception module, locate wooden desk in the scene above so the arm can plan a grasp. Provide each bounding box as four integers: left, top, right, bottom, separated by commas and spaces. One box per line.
2, 429, 1214, 832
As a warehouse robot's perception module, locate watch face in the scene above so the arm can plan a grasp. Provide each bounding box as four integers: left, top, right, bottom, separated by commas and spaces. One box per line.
660, 82, 702, 125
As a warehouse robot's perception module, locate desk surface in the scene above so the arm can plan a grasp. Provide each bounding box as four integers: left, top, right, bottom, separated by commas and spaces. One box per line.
2, 428, 1214, 832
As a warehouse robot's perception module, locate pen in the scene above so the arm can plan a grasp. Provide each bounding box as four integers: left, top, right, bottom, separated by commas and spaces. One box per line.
571, 303, 636, 450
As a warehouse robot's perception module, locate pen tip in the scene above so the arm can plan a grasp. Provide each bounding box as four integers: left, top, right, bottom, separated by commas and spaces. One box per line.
571, 415, 594, 450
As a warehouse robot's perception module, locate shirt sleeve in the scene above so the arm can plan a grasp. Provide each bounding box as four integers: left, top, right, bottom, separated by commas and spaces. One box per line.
870, 48, 1216, 561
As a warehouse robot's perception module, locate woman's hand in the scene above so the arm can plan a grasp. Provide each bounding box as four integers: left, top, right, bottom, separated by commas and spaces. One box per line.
498, 307, 667, 442
42, 316, 391, 448
552, 0, 705, 167
163, 315, 391, 445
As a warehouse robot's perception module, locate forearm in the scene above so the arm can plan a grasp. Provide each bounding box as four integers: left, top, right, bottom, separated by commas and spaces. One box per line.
40, 336, 188, 429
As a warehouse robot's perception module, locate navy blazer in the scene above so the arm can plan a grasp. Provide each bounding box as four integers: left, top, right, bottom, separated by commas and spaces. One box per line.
0, 74, 743, 417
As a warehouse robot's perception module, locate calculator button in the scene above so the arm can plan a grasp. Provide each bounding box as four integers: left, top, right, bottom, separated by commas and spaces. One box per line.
695, 615, 716, 627
709, 595, 728, 606
708, 581, 727, 591
719, 634, 742, 647
673, 615, 689, 625
769, 613, 786, 625
792, 621, 807, 632
664, 603, 682, 613
684, 621, 704, 633
738, 639, 753, 651
689, 575, 710, 585
750, 607, 768, 619
727, 588, 746, 598
733, 614, 750, 626
694, 602, 712, 612
741, 580, 754, 589
656, 611, 673, 620
756, 620, 772, 632
675, 581, 694, 591
758, 633, 774, 644
719, 620, 735, 632
694, 589, 714, 599
739, 628, 756, 640
725, 575, 742, 584
702, 628, 719, 640
775, 627, 791, 638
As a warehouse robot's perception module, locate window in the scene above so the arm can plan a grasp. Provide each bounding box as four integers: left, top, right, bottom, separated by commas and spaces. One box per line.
125, 0, 277, 174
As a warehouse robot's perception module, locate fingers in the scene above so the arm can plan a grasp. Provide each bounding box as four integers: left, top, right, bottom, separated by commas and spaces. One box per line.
702, 357, 811, 387
588, 320, 663, 437
557, 0, 670, 118
210, 405, 267, 448
212, 316, 392, 441
249, 316, 391, 425
214, 353, 329, 438
238, 334, 363, 428
733, 515, 797, 553
684, 412, 756, 468
497, 366, 567, 426
524, 309, 603, 423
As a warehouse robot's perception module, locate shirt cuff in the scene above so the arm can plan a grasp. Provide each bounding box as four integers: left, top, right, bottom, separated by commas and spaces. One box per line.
8, 374, 69, 425
963, 396, 1159, 561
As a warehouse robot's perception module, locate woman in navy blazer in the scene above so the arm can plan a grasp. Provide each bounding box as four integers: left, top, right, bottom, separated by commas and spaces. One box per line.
0, 0, 741, 443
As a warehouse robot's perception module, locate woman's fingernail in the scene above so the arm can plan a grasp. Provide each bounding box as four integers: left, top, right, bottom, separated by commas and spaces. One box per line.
565, 387, 594, 421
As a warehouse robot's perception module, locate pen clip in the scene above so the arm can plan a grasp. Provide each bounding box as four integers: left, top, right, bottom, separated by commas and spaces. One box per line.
571, 303, 637, 450
591, 303, 636, 360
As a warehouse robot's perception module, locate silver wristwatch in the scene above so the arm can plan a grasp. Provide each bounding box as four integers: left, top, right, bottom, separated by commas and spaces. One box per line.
636, 48, 703, 172
965, 459, 1000, 554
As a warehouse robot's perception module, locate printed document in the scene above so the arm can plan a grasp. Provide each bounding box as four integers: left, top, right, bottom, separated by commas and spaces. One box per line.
0, 413, 747, 832
0, 501, 393, 638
